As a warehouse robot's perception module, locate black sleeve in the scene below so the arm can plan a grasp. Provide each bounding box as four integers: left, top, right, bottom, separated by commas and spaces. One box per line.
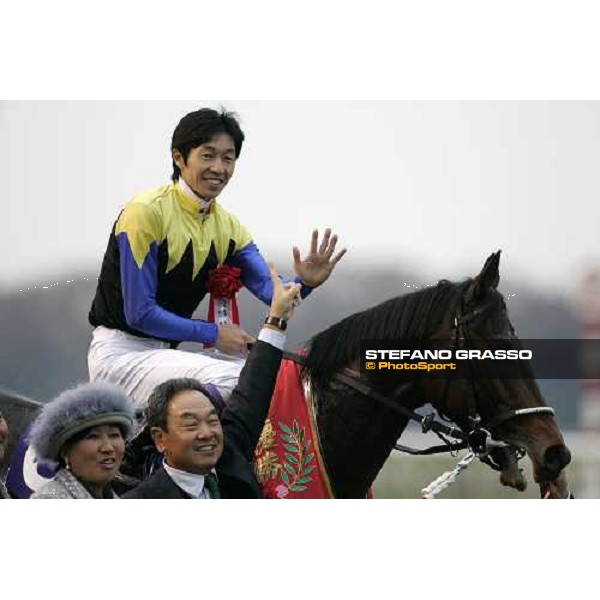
220, 340, 282, 462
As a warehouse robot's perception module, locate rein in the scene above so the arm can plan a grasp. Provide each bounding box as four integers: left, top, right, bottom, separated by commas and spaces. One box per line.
285, 350, 468, 455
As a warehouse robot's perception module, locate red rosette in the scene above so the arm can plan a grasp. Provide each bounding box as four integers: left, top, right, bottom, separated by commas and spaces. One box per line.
206, 265, 243, 299
206, 266, 243, 346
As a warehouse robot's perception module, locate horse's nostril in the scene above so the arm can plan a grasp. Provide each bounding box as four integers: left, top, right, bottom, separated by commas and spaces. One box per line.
543, 444, 572, 472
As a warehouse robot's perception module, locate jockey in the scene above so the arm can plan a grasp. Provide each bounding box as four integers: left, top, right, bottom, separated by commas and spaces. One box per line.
88, 107, 345, 409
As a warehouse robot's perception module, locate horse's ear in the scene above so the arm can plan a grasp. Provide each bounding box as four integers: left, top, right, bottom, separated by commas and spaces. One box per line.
466, 250, 501, 302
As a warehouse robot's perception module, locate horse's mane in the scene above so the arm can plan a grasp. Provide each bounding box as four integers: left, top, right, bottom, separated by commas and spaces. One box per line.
304, 278, 472, 388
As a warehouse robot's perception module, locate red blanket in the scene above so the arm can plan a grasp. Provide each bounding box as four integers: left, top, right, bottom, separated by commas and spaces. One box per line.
253, 358, 334, 498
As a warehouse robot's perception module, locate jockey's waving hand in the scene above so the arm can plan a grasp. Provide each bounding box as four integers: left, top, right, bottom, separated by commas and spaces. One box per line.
293, 228, 347, 288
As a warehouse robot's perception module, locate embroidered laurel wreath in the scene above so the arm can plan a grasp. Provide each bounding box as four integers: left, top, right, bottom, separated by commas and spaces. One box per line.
279, 420, 315, 492
254, 418, 318, 497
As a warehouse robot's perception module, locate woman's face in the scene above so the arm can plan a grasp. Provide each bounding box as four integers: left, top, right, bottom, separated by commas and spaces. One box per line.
63, 424, 125, 490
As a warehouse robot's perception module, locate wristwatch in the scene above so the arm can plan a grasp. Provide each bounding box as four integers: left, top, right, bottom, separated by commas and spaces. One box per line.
264, 315, 288, 331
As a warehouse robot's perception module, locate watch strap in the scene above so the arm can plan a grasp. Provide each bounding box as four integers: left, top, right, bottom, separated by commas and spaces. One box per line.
264, 316, 288, 331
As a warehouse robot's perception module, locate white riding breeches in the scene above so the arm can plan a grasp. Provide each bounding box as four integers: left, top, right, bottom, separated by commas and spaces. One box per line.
87, 326, 245, 409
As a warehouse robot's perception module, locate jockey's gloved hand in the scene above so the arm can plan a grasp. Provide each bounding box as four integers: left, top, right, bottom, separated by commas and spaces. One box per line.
216, 324, 254, 356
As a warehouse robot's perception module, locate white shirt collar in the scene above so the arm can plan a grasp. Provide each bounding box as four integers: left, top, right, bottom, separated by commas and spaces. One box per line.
177, 177, 213, 215
163, 461, 215, 499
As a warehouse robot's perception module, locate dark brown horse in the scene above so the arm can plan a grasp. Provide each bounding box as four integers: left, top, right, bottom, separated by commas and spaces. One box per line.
303, 251, 571, 498
2, 252, 571, 499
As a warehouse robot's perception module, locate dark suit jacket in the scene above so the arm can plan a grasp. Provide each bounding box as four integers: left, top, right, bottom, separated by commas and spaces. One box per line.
123, 340, 282, 499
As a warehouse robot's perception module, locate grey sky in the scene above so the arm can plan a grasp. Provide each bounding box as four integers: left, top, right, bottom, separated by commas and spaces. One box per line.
2, 101, 599, 295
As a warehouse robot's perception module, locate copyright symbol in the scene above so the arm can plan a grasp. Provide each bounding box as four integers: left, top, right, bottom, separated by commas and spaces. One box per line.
366, 362, 376, 370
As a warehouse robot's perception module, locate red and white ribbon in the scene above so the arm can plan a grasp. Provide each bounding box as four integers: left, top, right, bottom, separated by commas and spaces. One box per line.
205, 266, 243, 346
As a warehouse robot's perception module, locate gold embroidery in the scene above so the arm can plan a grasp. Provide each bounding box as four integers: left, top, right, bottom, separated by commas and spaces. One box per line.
258, 418, 276, 449
254, 419, 281, 483
255, 452, 280, 484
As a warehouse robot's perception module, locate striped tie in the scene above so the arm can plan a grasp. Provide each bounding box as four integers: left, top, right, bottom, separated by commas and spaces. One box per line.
204, 472, 221, 499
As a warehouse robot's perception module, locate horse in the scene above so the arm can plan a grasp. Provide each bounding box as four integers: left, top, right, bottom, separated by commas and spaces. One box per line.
1, 251, 572, 498
301, 251, 571, 498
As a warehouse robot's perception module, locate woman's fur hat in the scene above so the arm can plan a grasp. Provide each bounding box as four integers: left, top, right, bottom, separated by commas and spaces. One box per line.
30, 382, 135, 463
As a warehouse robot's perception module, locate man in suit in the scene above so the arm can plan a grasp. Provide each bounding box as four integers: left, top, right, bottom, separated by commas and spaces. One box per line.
123, 263, 301, 499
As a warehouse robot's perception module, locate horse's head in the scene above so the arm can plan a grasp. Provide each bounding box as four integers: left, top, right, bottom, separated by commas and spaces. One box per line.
305, 252, 571, 498
424, 251, 571, 495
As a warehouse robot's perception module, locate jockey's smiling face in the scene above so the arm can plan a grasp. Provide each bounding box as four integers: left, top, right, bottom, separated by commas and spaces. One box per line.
152, 390, 224, 475
172, 132, 237, 201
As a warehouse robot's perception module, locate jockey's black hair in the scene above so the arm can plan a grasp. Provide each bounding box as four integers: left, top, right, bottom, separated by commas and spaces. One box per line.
145, 378, 225, 431
171, 107, 245, 182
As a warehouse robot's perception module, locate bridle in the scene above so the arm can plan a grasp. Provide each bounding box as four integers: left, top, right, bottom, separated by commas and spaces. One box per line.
436, 293, 555, 469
